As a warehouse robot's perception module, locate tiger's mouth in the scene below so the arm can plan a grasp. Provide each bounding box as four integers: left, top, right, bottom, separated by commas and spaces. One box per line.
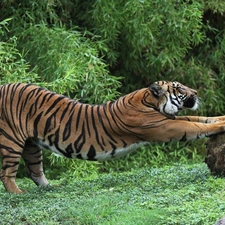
183, 96, 198, 109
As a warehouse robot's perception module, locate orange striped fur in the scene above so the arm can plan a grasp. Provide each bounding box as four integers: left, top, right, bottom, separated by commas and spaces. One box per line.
1, 81, 225, 193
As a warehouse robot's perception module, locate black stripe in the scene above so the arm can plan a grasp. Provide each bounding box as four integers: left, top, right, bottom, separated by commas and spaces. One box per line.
33, 112, 43, 137
115, 99, 124, 114
45, 96, 64, 115
0, 144, 23, 155
65, 143, 74, 155
0, 127, 24, 149
26, 91, 43, 118
62, 114, 73, 141
108, 102, 126, 134
23, 88, 39, 106
142, 90, 156, 108
97, 105, 117, 144
76, 104, 83, 131
109, 141, 117, 157
77, 154, 83, 159
2, 161, 19, 170
26, 160, 43, 166
87, 145, 96, 160
44, 107, 60, 136
102, 103, 120, 136
180, 132, 187, 141
60, 102, 73, 120
85, 105, 91, 137
39, 92, 51, 108
53, 128, 71, 157
91, 106, 104, 150
74, 122, 86, 153
122, 96, 128, 109
46, 92, 55, 102
111, 102, 146, 140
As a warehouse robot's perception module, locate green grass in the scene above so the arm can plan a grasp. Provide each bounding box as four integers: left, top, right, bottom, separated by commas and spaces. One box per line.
0, 163, 225, 225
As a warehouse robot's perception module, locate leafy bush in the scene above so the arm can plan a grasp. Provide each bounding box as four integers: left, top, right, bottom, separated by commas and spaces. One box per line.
79, 0, 204, 75
2, 0, 225, 112
72, 0, 225, 115
18, 24, 121, 103
0, 19, 39, 83
0, 2, 121, 103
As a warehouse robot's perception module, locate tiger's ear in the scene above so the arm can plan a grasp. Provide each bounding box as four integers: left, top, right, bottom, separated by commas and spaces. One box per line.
149, 83, 165, 97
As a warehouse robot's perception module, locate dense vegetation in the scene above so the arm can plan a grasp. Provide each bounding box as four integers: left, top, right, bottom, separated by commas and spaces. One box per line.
1, 0, 225, 113
1, 0, 225, 189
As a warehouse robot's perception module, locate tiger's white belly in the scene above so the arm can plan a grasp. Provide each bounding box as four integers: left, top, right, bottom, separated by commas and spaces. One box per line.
37, 139, 148, 161
94, 142, 148, 161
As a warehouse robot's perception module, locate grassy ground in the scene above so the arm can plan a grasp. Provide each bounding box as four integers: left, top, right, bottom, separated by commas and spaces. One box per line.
0, 163, 225, 225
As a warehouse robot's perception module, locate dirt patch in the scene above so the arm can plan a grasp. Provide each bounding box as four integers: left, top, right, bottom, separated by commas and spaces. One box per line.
205, 133, 225, 176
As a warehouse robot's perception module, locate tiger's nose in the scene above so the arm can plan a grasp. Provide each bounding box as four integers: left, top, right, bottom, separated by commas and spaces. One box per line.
190, 88, 197, 95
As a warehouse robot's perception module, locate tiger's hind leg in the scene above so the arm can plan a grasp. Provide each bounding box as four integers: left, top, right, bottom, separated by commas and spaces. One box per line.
0, 147, 23, 194
22, 138, 49, 187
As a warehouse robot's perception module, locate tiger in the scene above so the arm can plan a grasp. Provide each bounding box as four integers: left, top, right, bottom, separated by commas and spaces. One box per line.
1, 81, 225, 193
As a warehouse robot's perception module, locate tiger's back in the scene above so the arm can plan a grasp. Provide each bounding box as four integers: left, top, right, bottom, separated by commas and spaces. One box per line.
0, 83, 147, 161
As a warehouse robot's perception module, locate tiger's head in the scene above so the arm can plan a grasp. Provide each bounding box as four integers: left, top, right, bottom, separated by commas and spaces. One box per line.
129, 81, 199, 118
148, 81, 198, 116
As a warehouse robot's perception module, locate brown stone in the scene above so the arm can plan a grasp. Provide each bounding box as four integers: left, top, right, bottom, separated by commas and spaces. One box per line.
214, 216, 225, 225
205, 133, 225, 176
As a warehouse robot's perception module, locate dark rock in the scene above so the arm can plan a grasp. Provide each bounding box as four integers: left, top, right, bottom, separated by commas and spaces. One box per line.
214, 216, 225, 225
205, 133, 225, 176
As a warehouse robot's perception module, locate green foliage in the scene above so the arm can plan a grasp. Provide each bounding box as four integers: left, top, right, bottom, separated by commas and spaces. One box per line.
0, 163, 225, 225
73, 0, 225, 115
46, 152, 100, 179
0, 2, 121, 103
1, 0, 225, 112
18, 24, 121, 102
0, 0, 60, 27
74, 0, 225, 115
0, 19, 39, 83
85, 0, 204, 72
1, 0, 225, 175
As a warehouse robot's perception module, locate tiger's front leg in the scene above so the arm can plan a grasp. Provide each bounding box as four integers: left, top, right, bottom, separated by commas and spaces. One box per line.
175, 115, 225, 124
22, 139, 49, 187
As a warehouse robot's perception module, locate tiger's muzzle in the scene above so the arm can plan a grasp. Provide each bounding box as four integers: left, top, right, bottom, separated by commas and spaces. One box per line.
183, 95, 198, 110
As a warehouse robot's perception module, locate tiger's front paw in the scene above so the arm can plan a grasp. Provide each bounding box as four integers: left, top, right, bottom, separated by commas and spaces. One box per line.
210, 116, 225, 123
206, 116, 225, 124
